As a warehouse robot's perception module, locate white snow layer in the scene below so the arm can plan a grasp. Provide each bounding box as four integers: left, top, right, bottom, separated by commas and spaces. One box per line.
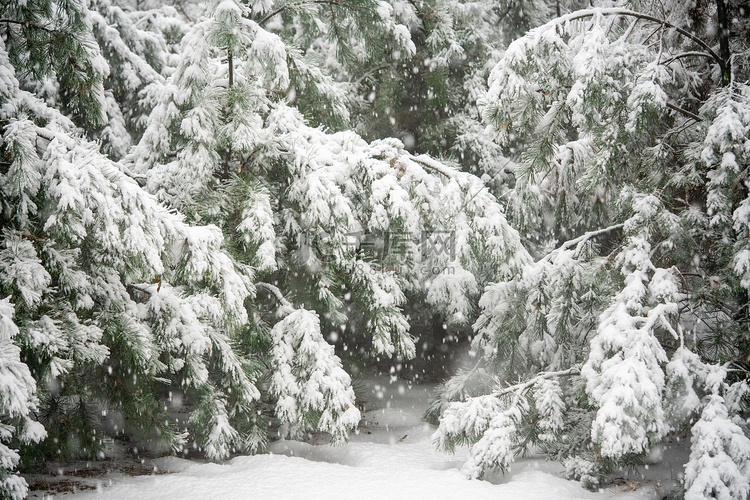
60, 378, 661, 500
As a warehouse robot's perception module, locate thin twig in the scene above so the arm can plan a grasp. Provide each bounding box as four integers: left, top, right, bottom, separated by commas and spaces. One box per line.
258, 0, 348, 27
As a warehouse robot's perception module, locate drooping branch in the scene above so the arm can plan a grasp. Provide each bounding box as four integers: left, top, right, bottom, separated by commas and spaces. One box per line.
541, 8, 727, 78
661, 51, 715, 65
33, 125, 147, 183
407, 154, 459, 178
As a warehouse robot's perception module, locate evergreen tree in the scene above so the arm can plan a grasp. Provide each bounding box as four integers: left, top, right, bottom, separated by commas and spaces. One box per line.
130, 0, 531, 366
87, 0, 186, 157
431, 2, 750, 496
4, 0, 749, 497
0, 299, 45, 499
347, 1, 550, 164
1, 0, 259, 477
0, 20, 267, 459
1, 2, 535, 495
269, 307, 360, 443
684, 366, 750, 500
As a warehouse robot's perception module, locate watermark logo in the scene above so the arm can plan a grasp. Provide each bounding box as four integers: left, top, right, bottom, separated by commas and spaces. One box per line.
420, 230, 455, 262
298, 228, 456, 275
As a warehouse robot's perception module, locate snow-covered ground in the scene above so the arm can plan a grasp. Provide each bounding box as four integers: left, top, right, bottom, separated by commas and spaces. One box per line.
35, 376, 685, 499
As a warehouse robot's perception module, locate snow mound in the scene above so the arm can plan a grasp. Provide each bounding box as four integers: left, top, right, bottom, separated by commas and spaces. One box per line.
63, 377, 659, 500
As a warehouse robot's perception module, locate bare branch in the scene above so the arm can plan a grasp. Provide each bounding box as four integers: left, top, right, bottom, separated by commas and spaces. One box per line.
662, 51, 715, 65
666, 102, 702, 122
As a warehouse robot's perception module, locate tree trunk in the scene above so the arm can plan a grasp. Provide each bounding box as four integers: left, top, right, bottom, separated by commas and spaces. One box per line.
716, 0, 731, 84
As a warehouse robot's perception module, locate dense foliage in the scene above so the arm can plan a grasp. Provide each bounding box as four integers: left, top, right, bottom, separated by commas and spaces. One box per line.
430, 2, 750, 498
1, 0, 750, 499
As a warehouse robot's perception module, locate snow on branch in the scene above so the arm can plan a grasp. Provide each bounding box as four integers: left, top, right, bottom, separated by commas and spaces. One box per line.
434, 367, 578, 478
406, 154, 460, 178
491, 366, 581, 398
684, 365, 750, 500
532, 8, 723, 70
582, 194, 676, 458
269, 309, 361, 443
256, 281, 294, 314
538, 224, 625, 265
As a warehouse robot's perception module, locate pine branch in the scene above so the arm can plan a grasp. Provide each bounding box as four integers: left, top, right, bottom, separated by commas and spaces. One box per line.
0, 17, 86, 51
661, 51, 715, 65
407, 154, 459, 178
0, 18, 57, 34
33, 125, 147, 183
495, 4, 514, 25
491, 367, 581, 399
543, 8, 727, 77
256, 282, 294, 312
353, 63, 392, 86
258, 6, 287, 26
406, 0, 421, 16
257, 0, 351, 27
539, 223, 625, 264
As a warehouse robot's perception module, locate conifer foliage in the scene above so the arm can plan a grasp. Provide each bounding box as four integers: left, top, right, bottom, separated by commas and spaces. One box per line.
431, 2, 750, 497
1, 0, 265, 475
0, 1, 530, 497
2, 0, 750, 498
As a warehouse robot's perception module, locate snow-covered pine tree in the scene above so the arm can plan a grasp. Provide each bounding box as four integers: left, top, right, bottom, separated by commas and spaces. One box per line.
684, 365, 750, 500
2, 0, 108, 129
0, 298, 45, 499
0, 0, 268, 471
87, 0, 186, 159
131, 0, 531, 364
581, 192, 679, 459
431, 2, 750, 495
269, 306, 361, 443
2, 0, 535, 489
